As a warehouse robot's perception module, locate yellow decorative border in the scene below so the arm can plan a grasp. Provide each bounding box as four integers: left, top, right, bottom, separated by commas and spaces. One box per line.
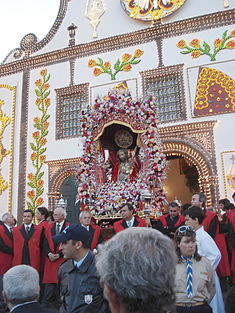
0, 84, 16, 213
195, 67, 235, 112
221, 150, 235, 198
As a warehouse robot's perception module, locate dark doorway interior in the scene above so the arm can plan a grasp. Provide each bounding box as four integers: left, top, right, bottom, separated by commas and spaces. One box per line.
60, 175, 78, 223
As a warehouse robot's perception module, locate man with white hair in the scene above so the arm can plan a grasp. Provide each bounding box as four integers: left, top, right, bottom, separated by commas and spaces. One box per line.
79, 210, 103, 251
96, 227, 176, 313
0, 213, 15, 313
41, 207, 70, 309
3, 265, 56, 313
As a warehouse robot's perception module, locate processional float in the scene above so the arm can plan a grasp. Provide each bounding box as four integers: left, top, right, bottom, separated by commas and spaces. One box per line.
77, 83, 167, 217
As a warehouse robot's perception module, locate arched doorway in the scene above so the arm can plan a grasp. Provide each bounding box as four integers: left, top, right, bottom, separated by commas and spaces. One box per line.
47, 158, 80, 221
164, 155, 199, 205
60, 174, 78, 223
162, 140, 219, 207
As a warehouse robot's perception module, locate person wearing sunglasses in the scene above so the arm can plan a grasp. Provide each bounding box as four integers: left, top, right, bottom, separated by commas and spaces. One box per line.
175, 225, 215, 313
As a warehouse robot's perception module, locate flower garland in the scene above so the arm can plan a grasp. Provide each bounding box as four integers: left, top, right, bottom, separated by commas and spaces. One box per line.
26, 69, 51, 211
176, 29, 235, 61
77, 88, 167, 212
88, 49, 144, 80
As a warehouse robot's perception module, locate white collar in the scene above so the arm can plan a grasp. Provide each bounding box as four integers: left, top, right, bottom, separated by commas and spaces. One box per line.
4, 224, 12, 232
82, 224, 89, 230
24, 223, 32, 229
126, 216, 135, 227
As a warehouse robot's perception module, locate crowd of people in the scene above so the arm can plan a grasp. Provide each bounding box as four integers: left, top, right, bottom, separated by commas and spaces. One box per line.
0, 192, 235, 313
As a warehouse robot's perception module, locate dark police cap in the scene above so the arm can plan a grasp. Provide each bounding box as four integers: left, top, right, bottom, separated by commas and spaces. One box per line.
53, 224, 90, 244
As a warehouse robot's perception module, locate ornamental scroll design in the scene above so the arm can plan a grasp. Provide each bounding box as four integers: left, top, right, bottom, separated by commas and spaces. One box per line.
2, 0, 68, 63
185, 132, 213, 156
0, 100, 11, 195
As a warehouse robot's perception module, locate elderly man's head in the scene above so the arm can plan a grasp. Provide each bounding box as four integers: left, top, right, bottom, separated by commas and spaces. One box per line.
79, 210, 92, 226
2, 213, 15, 227
53, 207, 67, 223
3, 265, 40, 308
96, 227, 176, 313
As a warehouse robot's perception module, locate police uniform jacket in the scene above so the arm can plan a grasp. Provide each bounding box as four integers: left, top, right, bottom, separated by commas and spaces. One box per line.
58, 250, 107, 313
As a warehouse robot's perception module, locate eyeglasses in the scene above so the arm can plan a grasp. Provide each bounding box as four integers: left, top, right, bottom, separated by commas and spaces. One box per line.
177, 225, 194, 234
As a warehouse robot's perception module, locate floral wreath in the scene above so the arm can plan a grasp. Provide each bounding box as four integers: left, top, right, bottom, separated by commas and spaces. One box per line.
77, 88, 167, 213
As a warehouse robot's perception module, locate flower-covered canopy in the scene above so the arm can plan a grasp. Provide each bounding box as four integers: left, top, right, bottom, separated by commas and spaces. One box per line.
77, 85, 167, 214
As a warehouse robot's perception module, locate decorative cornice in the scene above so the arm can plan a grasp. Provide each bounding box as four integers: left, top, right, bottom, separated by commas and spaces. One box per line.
46, 157, 81, 166
158, 120, 218, 136
0, 9, 234, 77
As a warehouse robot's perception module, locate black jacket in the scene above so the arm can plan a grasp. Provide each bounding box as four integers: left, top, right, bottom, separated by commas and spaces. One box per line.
58, 250, 108, 313
11, 301, 57, 313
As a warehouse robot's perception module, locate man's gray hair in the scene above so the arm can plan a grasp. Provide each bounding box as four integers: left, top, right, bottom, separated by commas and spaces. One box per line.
79, 210, 91, 219
54, 207, 67, 218
2, 213, 13, 222
96, 227, 176, 313
3, 265, 40, 305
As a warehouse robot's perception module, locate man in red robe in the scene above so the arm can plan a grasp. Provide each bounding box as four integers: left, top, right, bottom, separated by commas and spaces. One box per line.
12, 209, 43, 271
79, 210, 103, 251
0, 213, 15, 313
113, 203, 146, 233
191, 192, 230, 281
41, 207, 70, 309
155, 202, 184, 238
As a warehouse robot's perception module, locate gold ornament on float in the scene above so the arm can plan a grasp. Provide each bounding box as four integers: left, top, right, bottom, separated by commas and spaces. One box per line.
226, 155, 235, 192
120, 0, 188, 22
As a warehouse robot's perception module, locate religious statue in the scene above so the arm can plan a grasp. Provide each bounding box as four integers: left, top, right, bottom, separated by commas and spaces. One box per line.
111, 148, 140, 182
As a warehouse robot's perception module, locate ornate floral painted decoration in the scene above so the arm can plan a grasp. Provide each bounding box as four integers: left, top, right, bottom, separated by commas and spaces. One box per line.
26, 69, 51, 211
88, 49, 144, 80
77, 86, 167, 214
176, 29, 235, 61
194, 67, 235, 117
0, 100, 11, 195
121, 0, 187, 21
